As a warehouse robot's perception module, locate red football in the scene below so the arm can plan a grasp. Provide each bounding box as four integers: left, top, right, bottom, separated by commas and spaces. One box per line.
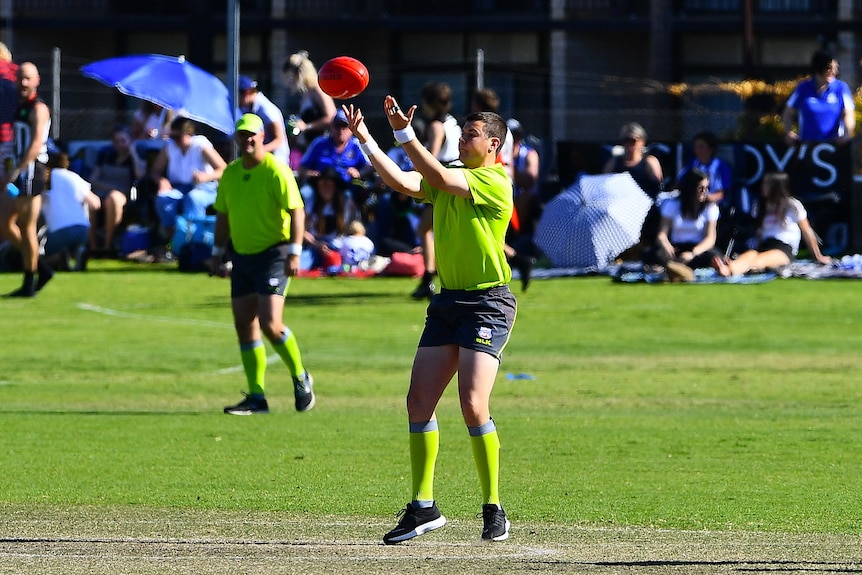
318, 56, 370, 100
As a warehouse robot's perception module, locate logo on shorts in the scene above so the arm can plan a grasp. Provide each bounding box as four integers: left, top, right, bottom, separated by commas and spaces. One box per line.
475, 326, 493, 346
268, 277, 280, 293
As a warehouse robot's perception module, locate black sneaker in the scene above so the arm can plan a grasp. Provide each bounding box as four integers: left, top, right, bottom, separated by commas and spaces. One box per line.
223, 393, 269, 415
480, 504, 510, 541
293, 372, 315, 412
4, 275, 36, 298
35, 270, 54, 292
383, 502, 447, 544
36, 258, 54, 291
4, 285, 35, 298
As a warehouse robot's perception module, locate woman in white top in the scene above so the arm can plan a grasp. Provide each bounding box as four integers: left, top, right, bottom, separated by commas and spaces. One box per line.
149, 116, 226, 236
42, 152, 101, 269
420, 82, 461, 165
409, 82, 462, 299
715, 172, 831, 276
654, 167, 722, 271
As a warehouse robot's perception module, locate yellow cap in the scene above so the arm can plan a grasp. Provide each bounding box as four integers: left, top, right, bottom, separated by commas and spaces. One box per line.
235, 113, 264, 134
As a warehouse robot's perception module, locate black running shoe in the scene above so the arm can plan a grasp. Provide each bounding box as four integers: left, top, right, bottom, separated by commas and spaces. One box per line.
35, 270, 54, 292
3, 285, 35, 298
4, 275, 36, 298
36, 258, 54, 291
223, 393, 269, 415
480, 504, 510, 541
383, 502, 447, 544
293, 372, 315, 412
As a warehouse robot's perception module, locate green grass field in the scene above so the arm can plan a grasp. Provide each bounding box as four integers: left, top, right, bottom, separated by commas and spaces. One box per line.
1, 263, 861, 573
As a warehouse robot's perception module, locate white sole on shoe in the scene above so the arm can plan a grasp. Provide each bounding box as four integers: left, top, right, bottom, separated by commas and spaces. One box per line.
489, 519, 511, 541
384, 515, 447, 544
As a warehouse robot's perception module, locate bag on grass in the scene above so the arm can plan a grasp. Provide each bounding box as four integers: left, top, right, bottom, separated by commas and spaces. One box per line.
174, 215, 216, 273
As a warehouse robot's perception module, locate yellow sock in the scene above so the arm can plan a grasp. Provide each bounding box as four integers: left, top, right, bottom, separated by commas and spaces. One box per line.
271, 327, 305, 380
469, 420, 501, 506
409, 421, 439, 504
240, 340, 267, 396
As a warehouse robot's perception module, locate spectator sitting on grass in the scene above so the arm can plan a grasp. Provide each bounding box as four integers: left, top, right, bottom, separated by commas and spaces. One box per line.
337, 219, 375, 270
42, 151, 101, 271
302, 166, 360, 270
713, 172, 832, 276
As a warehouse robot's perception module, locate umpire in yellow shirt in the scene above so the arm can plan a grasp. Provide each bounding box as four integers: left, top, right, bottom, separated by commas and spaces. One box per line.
211, 113, 314, 415
343, 98, 516, 544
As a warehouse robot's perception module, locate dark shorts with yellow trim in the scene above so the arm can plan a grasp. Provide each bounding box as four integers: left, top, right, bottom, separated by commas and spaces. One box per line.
231, 243, 290, 298
418, 284, 517, 360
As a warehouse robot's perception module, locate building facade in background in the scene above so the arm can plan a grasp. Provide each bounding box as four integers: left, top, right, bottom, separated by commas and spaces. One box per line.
5, 0, 861, 247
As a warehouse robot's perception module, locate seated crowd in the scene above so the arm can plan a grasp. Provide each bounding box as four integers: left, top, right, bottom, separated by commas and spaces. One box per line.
0, 107, 837, 290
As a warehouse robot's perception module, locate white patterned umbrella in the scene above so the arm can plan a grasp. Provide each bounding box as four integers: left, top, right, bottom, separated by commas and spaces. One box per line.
534, 172, 653, 268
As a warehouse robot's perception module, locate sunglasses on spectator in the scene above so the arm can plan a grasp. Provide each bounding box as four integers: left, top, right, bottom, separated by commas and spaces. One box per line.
621, 137, 639, 144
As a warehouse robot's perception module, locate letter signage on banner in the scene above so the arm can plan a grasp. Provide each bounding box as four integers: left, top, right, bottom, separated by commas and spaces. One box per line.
735, 143, 850, 251
556, 140, 853, 253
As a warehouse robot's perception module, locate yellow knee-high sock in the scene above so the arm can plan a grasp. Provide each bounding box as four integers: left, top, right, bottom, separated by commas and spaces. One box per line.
240, 340, 267, 396
469, 420, 501, 506
409, 421, 439, 505
271, 327, 305, 380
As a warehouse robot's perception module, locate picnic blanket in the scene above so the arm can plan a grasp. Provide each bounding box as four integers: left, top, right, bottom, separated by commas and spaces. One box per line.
610, 263, 777, 284
788, 256, 862, 279
510, 256, 862, 284
507, 261, 777, 284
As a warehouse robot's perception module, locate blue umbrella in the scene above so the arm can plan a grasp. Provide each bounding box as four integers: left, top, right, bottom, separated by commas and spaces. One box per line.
81, 54, 234, 134
534, 173, 652, 269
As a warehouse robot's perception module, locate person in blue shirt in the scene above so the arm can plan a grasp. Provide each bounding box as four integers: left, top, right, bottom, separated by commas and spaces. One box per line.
674, 131, 733, 207
297, 109, 374, 211
782, 49, 855, 146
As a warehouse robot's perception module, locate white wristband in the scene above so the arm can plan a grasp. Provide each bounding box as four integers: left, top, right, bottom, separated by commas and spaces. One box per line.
360, 139, 379, 157
394, 126, 416, 144
286, 243, 302, 256
211, 246, 225, 258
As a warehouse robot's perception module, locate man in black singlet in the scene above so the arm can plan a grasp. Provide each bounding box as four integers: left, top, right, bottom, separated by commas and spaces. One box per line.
2, 62, 53, 297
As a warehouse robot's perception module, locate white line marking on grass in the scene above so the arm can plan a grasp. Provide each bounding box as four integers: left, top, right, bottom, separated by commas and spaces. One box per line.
0, 542, 559, 562
76, 303, 278, 375
76, 303, 230, 329
211, 354, 281, 375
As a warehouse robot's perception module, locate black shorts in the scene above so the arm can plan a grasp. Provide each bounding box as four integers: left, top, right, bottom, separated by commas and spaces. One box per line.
756, 237, 794, 260
418, 285, 517, 360
230, 243, 290, 298
14, 161, 47, 197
